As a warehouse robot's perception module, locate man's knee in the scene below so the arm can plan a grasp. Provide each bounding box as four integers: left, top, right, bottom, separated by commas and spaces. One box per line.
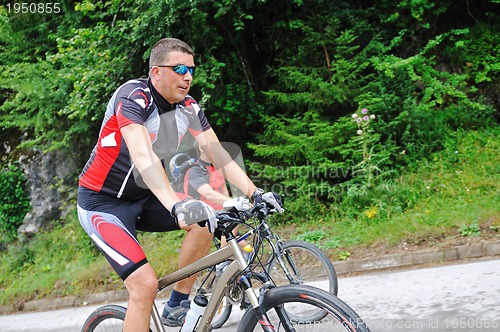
125, 265, 158, 301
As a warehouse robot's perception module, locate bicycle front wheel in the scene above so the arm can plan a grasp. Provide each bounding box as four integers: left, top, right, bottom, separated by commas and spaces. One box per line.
81, 304, 129, 332
236, 285, 371, 332
266, 240, 338, 322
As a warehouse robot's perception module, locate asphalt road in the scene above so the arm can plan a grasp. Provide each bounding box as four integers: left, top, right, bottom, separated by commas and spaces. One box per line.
340, 258, 500, 332
0, 258, 498, 332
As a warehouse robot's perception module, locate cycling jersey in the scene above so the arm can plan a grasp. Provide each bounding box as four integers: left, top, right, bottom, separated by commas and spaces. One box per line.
77, 77, 212, 280
181, 159, 227, 210
78, 78, 211, 199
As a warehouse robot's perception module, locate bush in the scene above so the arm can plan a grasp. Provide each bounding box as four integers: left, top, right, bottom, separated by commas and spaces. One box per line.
0, 165, 30, 244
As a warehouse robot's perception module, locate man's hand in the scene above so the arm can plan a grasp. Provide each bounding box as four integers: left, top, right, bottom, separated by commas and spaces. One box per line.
251, 188, 284, 213
172, 200, 217, 233
223, 197, 251, 212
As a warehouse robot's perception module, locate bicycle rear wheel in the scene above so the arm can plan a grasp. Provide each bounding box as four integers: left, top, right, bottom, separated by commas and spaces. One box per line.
266, 240, 338, 322
210, 295, 232, 328
236, 285, 371, 332
194, 268, 234, 329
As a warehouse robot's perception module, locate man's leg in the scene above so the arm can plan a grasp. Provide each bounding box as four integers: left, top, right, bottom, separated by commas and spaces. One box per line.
123, 263, 158, 332
162, 223, 213, 326
175, 223, 213, 294
77, 189, 159, 331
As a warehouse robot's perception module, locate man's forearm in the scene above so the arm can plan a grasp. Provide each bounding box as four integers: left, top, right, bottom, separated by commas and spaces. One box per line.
221, 161, 257, 198
121, 123, 179, 212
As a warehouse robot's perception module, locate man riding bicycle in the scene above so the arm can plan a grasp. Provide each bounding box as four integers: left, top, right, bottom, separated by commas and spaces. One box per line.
77, 38, 281, 332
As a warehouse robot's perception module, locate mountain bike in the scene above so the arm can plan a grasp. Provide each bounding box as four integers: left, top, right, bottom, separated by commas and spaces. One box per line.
81, 198, 370, 332
195, 199, 338, 329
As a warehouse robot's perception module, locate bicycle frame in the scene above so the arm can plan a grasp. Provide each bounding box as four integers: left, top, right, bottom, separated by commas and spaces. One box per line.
152, 237, 258, 332
81, 202, 315, 332
236, 218, 300, 285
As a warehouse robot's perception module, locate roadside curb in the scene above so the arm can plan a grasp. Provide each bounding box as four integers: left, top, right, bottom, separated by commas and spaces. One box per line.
333, 239, 500, 275
2, 239, 499, 315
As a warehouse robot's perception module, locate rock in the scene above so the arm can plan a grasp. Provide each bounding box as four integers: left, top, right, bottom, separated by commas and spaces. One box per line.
17, 149, 77, 239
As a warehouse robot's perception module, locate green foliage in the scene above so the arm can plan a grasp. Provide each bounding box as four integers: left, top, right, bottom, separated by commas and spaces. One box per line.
0, 165, 30, 243
1, 1, 150, 153
395, 0, 449, 29
0, 220, 92, 304
286, 128, 499, 257
319, 238, 341, 250
247, 110, 352, 216
457, 23, 500, 84
296, 229, 327, 243
295, 230, 342, 250
459, 223, 481, 237
350, 108, 386, 188
338, 251, 351, 261
0, 0, 497, 239
1, 61, 74, 149
247, 4, 498, 221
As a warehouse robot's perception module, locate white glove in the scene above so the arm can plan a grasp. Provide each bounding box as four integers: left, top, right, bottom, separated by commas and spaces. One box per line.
223, 197, 251, 212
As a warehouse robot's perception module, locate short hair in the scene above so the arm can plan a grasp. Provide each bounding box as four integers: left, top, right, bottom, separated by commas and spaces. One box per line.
149, 38, 195, 67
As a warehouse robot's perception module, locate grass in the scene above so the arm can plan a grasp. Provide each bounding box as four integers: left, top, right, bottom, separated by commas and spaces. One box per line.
288, 128, 499, 255
0, 128, 498, 309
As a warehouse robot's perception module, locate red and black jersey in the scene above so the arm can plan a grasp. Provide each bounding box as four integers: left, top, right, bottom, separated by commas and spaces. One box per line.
181, 160, 227, 210
79, 78, 211, 199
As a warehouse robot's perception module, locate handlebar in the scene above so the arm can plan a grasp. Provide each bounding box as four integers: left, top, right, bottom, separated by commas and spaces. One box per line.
214, 201, 273, 239
217, 201, 271, 221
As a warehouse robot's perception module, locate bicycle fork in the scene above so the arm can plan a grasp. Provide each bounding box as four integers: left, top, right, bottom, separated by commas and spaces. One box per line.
225, 238, 275, 332
228, 236, 297, 331
273, 241, 303, 285
239, 274, 297, 332
261, 228, 300, 285
239, 275, 275, 332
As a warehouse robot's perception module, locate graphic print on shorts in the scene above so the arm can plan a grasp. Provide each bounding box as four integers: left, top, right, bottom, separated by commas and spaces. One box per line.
78, 206, 146, 275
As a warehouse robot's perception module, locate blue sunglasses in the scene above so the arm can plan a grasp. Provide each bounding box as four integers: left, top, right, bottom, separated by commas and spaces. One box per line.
154, 64, 196, 76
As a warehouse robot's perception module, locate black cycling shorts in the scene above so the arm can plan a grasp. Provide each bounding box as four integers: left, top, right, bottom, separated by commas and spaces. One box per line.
77, 186, 179, 280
